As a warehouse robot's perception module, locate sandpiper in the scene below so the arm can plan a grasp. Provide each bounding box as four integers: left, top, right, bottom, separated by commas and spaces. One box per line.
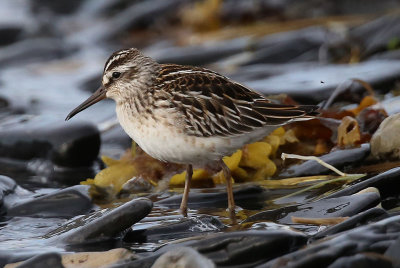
66, 48, 318, 220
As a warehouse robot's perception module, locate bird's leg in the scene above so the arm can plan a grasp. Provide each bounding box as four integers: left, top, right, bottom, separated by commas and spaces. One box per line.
220, 160, 237, 224
180, 164, 193, 217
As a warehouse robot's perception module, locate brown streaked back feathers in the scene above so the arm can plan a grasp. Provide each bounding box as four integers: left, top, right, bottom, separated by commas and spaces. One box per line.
156, 64, 318, 138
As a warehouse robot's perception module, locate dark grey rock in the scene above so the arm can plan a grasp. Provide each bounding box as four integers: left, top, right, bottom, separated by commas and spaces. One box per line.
280, 143, 370, 177
115, 230, 307, 268
351, 15, 400, 59
328, 253, 393, 268
150, 37, 252, 66
240, 26, 327, 65
0, 116, 100, 167
328, 167, 400, 200
6, 185, 93, 218
240, 61, 400, 102
50, 198, 152, 244
16, 252, 64, 268
257, 215, 400, 268
0, 38, 76, 67
385, 236, 400, 267
124, 215, 225, 243
245, 192, 380, 224
311, 207, 389, 241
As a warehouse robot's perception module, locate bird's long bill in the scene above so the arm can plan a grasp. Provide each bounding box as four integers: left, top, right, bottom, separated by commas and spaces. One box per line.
65, 86, 106, 121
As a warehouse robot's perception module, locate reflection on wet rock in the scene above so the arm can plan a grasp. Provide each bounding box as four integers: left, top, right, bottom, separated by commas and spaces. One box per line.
125, 215, 225, 243
327, 253, 393, 268
280, 143, 370, 177
48, 198, 152, 245
246, 191, 380, 224
239, 61, 400, 102
152, 247, 215, 268
0, 116, 100, 167
157, 185, 266, 210
311, 207, 388, 241
120, 230, 307, 268
258, 215, 400, 268
6, 185, 93, 218
329, 167, 400, 203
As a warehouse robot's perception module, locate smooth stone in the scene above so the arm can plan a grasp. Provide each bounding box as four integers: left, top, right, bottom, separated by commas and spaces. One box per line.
0, 116, 100, 167
245, 191, 380, 224
149, 37, 252, 66
151, 247, 215, 268
51, 198, 152, 244
0, 38, 76, 67
371, 114, 400, 159
14, 252, 63, 268
240, 26, 327, 65
327, 253, 393, 268
258, 215, 400, 268
311, 207, 389, 241
116, 230, 307, 268
385, 236, 400, 267
280, 143, 370, 177
105, 0, 187, 39
241, 60, 400, 102
6, 185, 93, 218
328, 167, 400, 200
156, 185, 266, 210
350, 15, 400, 58
124, 215, 225, 243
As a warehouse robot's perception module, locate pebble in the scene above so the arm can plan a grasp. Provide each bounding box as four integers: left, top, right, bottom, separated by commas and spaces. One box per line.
371, 113, 400, 159
151, 247, 215, 268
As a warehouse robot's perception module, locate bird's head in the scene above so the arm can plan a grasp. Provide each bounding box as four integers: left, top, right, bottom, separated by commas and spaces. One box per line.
66, 48, 158, 121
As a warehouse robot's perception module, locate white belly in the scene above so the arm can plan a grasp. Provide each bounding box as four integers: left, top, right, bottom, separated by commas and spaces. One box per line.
116, 106, 275, 165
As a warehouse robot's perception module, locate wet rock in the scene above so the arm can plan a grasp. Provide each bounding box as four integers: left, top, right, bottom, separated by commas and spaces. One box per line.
30, 0, 83, 14
12, 252, 63, 268
152, 247, 215, 268
0, 38, 76, 67
258, 215, 400, 268
328, 253, 393, 268
245, 191, 380, 224
118, 230, 307, 268
124, 216, 225, 243
0, 116, 100, 167
240, 60, 400, 102
350, 15, 400, 59
156, 185, 266, 210
240, 26, 328, 65
385, 236, 400, 267
280, 143, 370, 177
49, 198, 152, 245
328, 167, 400, 202
6, 185, 93, 218
371, 114, 400, 159
106, 0, 187, 39
311, 207, 389, 241
150, 37, 252, 66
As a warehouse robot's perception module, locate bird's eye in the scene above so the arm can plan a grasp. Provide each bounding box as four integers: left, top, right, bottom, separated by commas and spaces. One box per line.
112, 72, 121, 79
